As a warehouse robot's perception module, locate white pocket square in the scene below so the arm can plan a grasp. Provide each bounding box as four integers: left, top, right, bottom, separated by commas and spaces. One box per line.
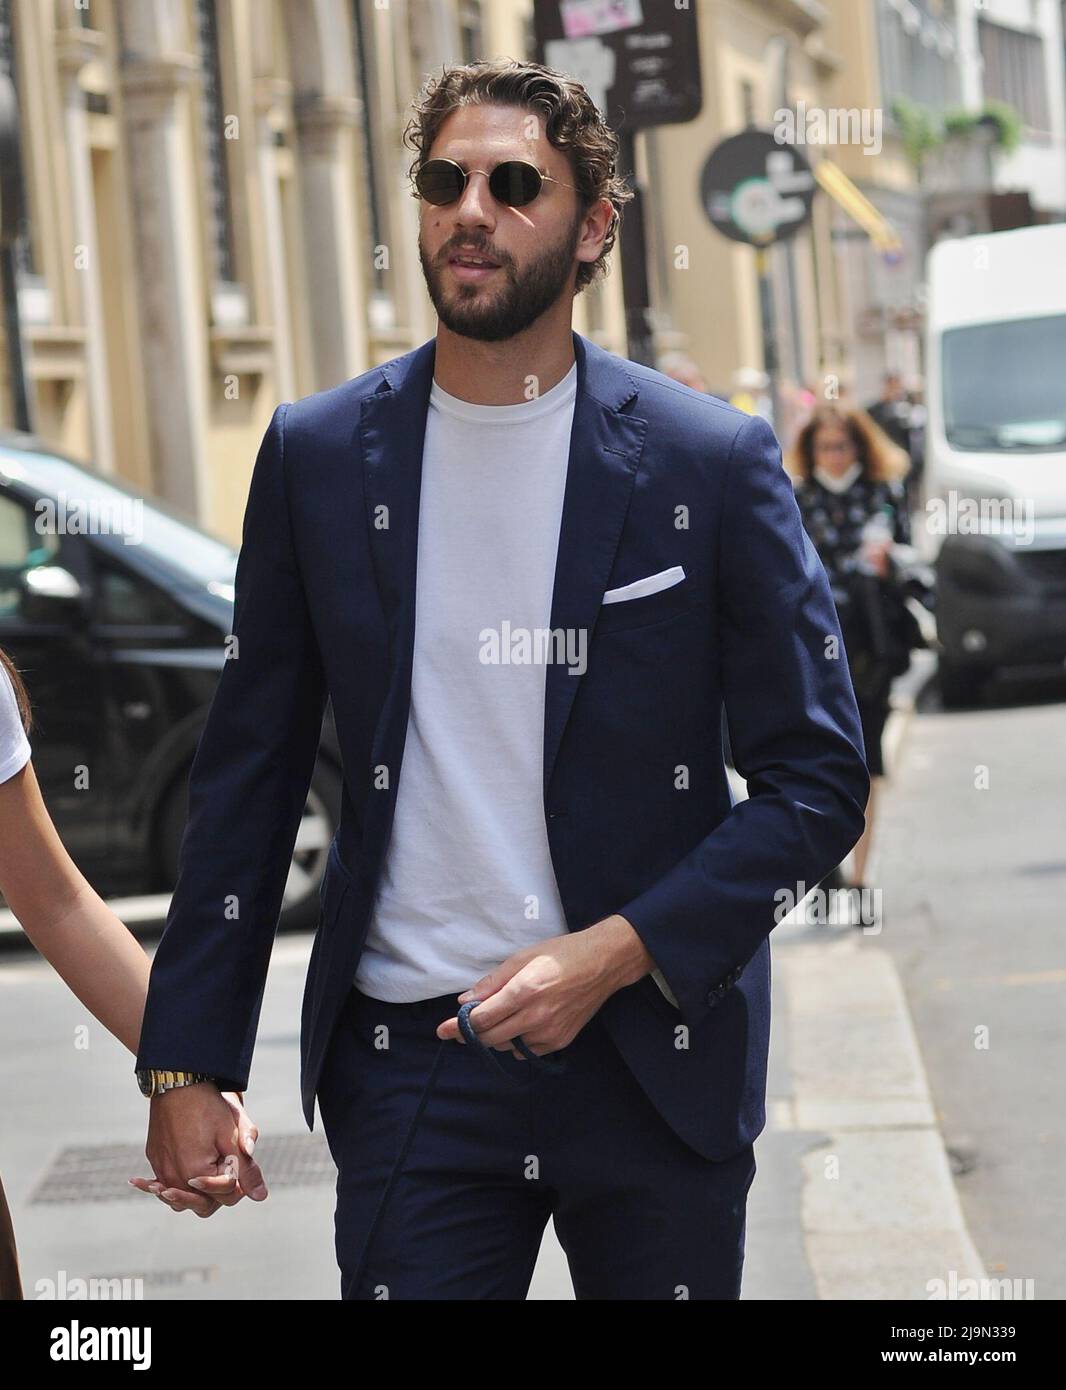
603, 565, 686, 605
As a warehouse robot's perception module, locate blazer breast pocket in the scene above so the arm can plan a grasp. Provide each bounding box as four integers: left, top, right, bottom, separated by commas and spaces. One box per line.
595, 565, 700, 635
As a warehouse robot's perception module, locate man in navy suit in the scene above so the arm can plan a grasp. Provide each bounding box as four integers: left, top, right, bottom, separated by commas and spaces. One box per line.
135, 58, 869, 1299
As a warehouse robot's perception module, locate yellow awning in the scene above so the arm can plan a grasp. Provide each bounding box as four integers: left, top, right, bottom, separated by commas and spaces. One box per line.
814, 159, 903, 255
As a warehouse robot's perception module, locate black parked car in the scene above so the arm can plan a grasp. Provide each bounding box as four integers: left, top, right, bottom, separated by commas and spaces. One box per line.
0, 430, 341, 931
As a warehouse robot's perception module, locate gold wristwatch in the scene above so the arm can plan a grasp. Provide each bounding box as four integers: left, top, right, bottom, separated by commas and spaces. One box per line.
136, 1068, 218, 1099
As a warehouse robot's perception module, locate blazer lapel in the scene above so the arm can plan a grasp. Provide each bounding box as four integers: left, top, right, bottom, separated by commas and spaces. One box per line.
358, 339, 435, 869
360, 337, 436, 650
542, 331, 647, 798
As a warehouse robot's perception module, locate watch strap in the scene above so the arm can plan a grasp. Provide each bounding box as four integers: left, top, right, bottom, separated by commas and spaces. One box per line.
138, 1068, 217, 1098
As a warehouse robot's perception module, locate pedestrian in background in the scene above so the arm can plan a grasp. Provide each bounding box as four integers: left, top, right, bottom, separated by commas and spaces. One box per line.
778, 379, 819, 452
904, 378, 927, 512
729, 366, 774, 426
784, 408, 914, 908
865, 371, 914, 455
656, 349, 709, 394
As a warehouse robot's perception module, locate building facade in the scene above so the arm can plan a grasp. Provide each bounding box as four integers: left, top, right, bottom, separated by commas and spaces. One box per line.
0, 0, 628, 539
3, 1, 1048, 539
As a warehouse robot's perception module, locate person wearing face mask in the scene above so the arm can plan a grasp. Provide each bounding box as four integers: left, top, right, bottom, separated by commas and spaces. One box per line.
785, 407, 916, 913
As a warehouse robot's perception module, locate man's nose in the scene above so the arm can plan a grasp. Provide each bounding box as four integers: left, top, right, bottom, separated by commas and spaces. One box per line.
453, 171, 496, 226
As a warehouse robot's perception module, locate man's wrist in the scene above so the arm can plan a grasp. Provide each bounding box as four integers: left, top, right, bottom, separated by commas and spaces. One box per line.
589, 914, 656, 992
151, 1080, 220, 1104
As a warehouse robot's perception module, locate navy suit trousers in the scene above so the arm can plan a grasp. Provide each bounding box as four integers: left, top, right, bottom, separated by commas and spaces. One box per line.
316, 985, 757, 1300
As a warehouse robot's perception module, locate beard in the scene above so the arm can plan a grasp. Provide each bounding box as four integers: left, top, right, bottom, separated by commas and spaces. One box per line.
418, 209, 583, 342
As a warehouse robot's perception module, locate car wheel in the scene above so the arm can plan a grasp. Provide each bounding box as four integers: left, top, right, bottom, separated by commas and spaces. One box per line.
279, 759, 342, 931
156, 757, 342, 934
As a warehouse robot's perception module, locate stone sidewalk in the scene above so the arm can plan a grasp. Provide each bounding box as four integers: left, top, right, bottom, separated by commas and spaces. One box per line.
741, 927, 986, 1300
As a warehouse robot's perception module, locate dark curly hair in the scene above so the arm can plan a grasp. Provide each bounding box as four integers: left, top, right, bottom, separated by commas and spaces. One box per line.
402, 58, 633, 295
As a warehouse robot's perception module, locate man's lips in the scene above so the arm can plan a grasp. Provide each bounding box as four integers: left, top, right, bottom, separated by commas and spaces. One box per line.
447, 252, 502, 280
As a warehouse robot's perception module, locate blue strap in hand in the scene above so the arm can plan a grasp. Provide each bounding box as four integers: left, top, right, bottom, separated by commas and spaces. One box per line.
456, 1000, 568, 1080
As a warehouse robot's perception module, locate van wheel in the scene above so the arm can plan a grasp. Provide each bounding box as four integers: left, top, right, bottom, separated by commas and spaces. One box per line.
156, 757, 342, 934
938, 658, 988, 709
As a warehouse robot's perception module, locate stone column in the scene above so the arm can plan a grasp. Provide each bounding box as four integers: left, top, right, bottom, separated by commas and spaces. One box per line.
292, 90, 366, 386
388, 0, 436, 346
114, 0, 208, 519
55, 22, 116, 473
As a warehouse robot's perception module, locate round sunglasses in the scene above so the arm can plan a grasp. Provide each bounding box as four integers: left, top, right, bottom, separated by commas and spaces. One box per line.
414, 158, 576, 208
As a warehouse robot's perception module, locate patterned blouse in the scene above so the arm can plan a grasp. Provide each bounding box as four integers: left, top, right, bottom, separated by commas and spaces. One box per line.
792, 470, 910, 615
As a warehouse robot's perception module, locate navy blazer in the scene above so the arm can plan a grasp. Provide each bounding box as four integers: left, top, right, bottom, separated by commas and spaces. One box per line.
134, 329, 870, 1162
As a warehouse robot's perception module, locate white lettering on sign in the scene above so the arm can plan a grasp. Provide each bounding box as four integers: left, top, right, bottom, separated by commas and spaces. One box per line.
544, 37, 616, 117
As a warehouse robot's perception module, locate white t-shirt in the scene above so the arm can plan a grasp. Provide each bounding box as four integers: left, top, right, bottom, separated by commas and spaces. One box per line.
355, 362, 579, 1001
0, 663, 31, 784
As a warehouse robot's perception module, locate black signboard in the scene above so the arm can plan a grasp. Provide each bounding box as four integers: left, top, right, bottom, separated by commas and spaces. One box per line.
533, 0, 702, 131
699, 128, 816, 246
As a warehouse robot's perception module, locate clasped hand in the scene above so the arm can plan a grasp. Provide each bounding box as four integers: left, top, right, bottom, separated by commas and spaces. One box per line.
129, 1086, 266, 1218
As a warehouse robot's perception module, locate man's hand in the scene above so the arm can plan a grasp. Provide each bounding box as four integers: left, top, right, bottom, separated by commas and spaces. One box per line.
128, 1085, 267, 1218
435, 915, 654, 1057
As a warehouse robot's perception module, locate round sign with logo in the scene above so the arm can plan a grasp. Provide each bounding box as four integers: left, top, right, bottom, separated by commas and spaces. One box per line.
700, 129, 816, 246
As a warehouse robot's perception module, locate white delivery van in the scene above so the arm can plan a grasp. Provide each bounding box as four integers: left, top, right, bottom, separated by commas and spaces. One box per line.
924, 222, 1066, 706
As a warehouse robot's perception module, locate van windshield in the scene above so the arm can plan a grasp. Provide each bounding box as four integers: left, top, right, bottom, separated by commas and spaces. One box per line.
942, 313, 1066, 451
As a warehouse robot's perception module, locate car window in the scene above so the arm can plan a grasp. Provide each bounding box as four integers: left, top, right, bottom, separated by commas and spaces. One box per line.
94, 555, 190, 627
0, 489, 62, 619
0, 448, 237, 588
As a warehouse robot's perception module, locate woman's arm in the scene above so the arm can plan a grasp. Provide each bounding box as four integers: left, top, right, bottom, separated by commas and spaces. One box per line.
0, 755, 261, 1215
887, 479, 912, 545
0, 757, 149, 1053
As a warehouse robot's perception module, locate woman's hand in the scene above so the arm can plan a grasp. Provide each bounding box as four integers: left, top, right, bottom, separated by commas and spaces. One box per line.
862, 537, 892, 578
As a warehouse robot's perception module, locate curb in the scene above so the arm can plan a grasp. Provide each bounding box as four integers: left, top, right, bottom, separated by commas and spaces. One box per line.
776, 939, 987, 1299
770, 650, 986, 1299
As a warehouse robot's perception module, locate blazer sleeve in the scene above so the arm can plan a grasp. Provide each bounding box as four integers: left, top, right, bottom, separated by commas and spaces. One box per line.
615, 411, 870, 1025
134, 403, 328, 1091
